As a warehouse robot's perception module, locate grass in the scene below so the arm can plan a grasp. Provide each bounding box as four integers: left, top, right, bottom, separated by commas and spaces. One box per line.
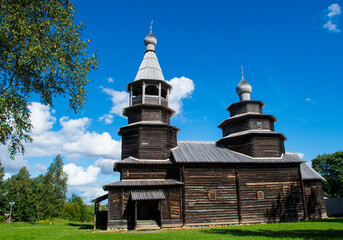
0, 218, 342, 240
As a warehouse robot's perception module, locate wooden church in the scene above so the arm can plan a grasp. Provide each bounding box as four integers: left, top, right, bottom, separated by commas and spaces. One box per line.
91, 31, 326, 230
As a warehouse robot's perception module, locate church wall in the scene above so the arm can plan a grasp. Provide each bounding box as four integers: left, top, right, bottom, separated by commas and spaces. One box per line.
251, 136, 285, 157
238, 165, 305, 223
303, 180, 327, 219
183, 167, 239, 225
121, 129, 139, 159
138, 127, 176, 159
121, 168, 168, 179
222, 117, 274, 137
128, 108, 171, 124
107, 191, 128, 229
229, 102, 262, 117
161, 188, 183, 227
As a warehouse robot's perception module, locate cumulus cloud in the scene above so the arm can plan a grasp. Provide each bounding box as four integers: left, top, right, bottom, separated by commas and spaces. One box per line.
94, 158, 117, 175
99, 87, 129, 122
323, 4, 341, 33
328, 3, 341, 17
100, 76, 195, 119
0, 146, 28, 172
63, 163, 100, 185
68, 184, 107, 203
167, 76, 195, 115
28, 103, 56, 135
4, 173, 11, 180
6, 102, 122, 161
287, 152, 305, 159
107, 77, 114, 83
324, 20, 340, 32
35, 163, 47, 173
63, 132, 121, 159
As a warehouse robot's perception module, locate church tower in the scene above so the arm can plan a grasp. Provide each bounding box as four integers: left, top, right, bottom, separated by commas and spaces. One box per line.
217, 69, 286, 157
119, 31, 179, 160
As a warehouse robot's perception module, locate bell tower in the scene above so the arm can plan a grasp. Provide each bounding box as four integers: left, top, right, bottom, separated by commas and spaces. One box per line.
119, 31, 179, 160
217, 69, 286, 158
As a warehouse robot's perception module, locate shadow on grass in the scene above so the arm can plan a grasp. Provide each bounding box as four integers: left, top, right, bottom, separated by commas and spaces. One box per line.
201, 228, 343, 239
68, 223, 93, 229
309, 218, 343, 223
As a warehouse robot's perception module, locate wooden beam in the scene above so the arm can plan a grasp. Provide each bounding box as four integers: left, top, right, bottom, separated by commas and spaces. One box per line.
235, 166, 242, 224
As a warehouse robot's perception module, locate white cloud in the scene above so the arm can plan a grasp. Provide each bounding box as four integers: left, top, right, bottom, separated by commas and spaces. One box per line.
63, 163, 100, 185
94, 158, 118, 175
0, 146, 28, 172
68, 184, 107, 203
107, 77, 114, 83
35, 163, 47, 173
167, 76, 195, 115
99, 114, 114, 124
287, 152, 305, 159
323, 4, 341, 33
100, 87, 129, 119
100, 76, 195, 119
305, 98, 315, 104
328, 3, 341, 17
324, 20, 341, 32
0, 102, 122, 163
28, 102, 56, 135
4, 173, 11, 180
63, 132, 121, 159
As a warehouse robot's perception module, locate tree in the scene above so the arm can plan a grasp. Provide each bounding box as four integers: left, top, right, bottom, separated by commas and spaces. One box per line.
62, 193, 93, 222
6, 167, 36, 221
0, 0, 98, 158
0, 161, 7, 213
40, 154, 68, 223
312, 151, 343, 198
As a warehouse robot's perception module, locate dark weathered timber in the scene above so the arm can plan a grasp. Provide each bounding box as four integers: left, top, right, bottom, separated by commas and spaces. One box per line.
227, 101, 264, 117
303, 180, 327, 219
238, 166, 304, 223
183, 167, 239, 225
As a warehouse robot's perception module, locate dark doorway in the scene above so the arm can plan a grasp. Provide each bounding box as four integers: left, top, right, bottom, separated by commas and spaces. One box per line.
137, 200, 160, 221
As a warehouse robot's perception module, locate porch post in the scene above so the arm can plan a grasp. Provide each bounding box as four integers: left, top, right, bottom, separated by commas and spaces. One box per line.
134, 201, 137, 230
159, 200, 163, 229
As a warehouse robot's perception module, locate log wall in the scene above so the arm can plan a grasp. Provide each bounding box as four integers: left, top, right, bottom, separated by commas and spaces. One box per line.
304, 180, 327, 219
239, 166, 304, 223
183, 167, 239, 225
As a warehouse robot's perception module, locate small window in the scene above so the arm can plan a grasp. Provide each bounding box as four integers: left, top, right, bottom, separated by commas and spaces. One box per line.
188, 202, 195, 208
208, 190, 217, 201
257, 191, 264, 200
256, 122, 263, 129
305, 188, 311, 196
145, 85, 158, 96
283, 186, 291, 195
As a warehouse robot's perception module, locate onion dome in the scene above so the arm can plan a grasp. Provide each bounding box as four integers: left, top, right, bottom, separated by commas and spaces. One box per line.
236, 67, 252, 101
144, 32, 157, 52
134, 31, 164, 81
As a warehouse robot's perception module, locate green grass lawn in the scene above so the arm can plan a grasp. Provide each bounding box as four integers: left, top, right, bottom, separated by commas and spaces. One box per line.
0, 218, 342, 240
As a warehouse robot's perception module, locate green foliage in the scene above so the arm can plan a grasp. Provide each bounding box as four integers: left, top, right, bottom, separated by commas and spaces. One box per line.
312, 151, 343, 198
62, 193, 93, 222
6, 167, 36, 221
39, 155, 68, 221
0, 161, 7, 212
0, 0, 98, 158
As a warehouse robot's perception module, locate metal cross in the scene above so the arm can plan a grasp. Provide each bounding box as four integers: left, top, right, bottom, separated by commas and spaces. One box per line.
150, 20, 153, 33
241, 65, 244, 78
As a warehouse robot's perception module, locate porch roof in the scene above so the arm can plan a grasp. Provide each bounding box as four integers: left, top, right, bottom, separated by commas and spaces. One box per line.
130, 190, 166, 200
90, 194, 108, 203
103, 179, 183, 190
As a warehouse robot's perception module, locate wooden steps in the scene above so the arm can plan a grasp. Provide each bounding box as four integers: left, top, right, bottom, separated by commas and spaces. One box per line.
135, 220, 160, 231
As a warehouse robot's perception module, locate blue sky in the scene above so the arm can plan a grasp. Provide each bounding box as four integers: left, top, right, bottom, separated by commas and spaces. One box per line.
1, 0, 343, 202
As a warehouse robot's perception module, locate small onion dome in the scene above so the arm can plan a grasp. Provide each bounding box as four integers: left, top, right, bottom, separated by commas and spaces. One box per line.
144, 32, 157, 51
236, 77, 252, 101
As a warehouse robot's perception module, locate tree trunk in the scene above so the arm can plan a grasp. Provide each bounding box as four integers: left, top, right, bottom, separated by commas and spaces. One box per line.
50, 216, 52, 225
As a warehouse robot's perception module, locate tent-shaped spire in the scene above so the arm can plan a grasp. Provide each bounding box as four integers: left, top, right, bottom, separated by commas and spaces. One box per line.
134, 31, 165, 81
